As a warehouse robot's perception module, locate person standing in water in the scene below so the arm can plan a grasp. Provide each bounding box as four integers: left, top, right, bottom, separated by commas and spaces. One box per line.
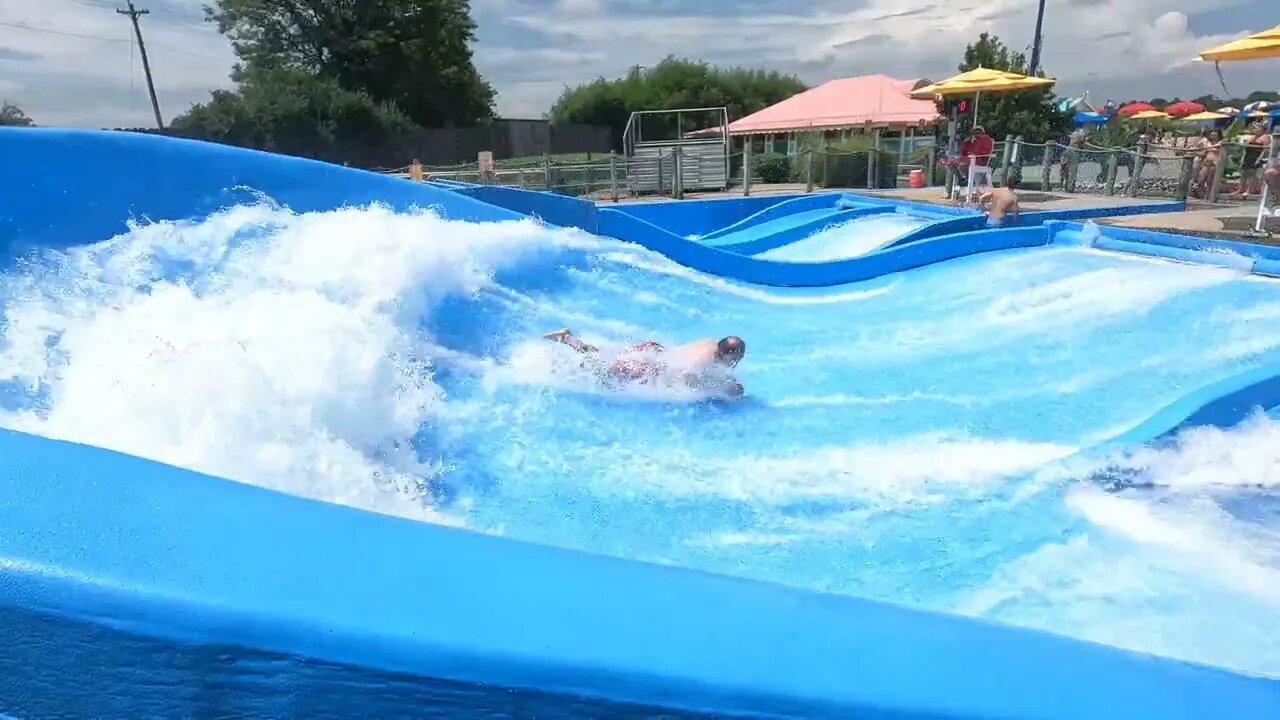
543, 328, 746, 396
980, 177, 1021, 227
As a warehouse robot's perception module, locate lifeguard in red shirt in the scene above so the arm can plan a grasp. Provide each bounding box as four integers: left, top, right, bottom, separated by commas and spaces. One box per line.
949, 126, 994, 174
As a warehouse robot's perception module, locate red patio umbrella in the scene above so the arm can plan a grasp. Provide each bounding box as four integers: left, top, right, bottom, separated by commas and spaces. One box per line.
1117, 102, 1156, 116
1163, 101, 1206, 117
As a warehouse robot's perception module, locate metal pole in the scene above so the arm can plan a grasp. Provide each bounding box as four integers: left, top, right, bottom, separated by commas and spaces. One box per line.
1105, 152, 1119, 196
673, 146, 684, 199
1010, 135, 1024, 186
118, 1, 164, 129
1040, 143, 1053, 192
945, 106, 959, 198
1028, 0, 1048, 75
1175, 155, 1195, 203
999, 134, 1014, 185
609, 151, 619, 202
1255, 132, 1278, 233
872, 129, 882, 188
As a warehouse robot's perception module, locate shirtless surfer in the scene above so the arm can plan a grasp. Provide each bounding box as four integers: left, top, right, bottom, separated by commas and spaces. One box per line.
543, 328, 745, 397
979, 177, 1020, 228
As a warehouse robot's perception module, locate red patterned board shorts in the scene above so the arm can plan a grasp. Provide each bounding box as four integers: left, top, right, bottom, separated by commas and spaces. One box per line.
608, 340, 665, 382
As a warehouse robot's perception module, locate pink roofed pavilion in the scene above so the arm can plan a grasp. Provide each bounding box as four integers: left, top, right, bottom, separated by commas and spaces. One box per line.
707, 74, 942, 136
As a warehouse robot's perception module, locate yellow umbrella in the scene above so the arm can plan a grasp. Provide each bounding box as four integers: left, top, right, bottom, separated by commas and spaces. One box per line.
1179, 111, 1227, 121
1197, 24, 1280, 62
1127, 110, 1170, 120
911, 67, 1056, 98
910, 66, 1056, 129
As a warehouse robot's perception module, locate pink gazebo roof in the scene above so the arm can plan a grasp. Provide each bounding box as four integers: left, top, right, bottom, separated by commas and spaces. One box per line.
702, 74, 942, 135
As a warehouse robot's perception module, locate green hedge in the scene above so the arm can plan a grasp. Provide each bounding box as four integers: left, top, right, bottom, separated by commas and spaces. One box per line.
756, 153, 792, 183
753, 142, 902, 188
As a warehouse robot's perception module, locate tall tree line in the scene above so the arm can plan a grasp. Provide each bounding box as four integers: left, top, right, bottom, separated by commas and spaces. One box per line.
172, 0, 494, 159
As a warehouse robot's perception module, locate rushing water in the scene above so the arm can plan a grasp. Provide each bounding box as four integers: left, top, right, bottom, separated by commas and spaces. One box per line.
754, 212, 929, 262
2, 201, 1280, 678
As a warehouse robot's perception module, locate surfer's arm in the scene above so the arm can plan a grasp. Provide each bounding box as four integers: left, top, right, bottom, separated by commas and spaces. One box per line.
681, 370, 742, 397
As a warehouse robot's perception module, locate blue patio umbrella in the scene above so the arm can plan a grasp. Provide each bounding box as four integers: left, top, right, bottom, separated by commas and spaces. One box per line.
1072, 111, 1109, 125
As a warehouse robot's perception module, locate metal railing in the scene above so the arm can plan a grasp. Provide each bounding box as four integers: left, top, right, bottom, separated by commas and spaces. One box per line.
387, 133, 1277, 216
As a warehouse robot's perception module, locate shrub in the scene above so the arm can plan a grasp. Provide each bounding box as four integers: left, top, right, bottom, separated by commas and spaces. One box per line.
756, 153, 792, 183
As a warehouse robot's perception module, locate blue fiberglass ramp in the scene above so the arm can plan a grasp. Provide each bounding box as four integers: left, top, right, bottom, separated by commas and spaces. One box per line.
2, 129, 1280, 719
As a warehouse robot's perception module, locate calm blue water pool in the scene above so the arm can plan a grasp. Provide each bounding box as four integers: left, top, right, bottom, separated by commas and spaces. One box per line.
2, 201, 1279, 679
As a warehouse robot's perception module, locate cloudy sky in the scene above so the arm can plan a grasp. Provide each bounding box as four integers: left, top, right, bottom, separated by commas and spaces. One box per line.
0, 0, 1275, 128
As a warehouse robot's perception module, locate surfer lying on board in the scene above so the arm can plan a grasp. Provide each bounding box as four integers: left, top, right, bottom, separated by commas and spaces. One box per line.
543, 328, 746, 397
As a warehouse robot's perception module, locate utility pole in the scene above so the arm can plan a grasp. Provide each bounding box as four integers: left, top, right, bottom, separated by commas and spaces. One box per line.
1027, 0, 1048, 76
118, 1, 164, 129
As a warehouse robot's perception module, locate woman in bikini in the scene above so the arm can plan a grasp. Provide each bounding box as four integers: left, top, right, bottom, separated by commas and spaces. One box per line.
1192, 130, 1222, 199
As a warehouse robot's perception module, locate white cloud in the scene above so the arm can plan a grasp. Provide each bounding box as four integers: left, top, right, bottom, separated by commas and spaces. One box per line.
485, 0, 1276, 115
0, 0, 1274, 127
0, 0, 235, 127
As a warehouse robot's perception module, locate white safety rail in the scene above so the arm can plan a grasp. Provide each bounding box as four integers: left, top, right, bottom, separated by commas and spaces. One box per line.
623, 107, 730, 194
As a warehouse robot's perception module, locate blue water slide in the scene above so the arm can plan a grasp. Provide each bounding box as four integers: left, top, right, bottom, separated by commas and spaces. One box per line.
0, 129, 524, 255
596, 206, 1052, 286
696, 192, 850, 241
705, 205, 896, 255
451, 184, 1050, 286
1046, 220, 1280, 273
4, 129, 1280, 719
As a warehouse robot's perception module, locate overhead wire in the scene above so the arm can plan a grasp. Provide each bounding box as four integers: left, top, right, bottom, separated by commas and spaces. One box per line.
0, 18, 227, 62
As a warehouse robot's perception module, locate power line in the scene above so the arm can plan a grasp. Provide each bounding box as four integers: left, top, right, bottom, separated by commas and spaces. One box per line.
0, 17, 226, 61
53, 0, 202, 25
0, 19, 127, 43
56, 0, 117, 10
117, 1, 164, 129
147, 42, 225, 63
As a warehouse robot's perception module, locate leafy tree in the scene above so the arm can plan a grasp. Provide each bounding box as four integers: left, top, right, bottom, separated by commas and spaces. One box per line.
170, 67, 413, 162
1245, 90, 1280, 103
1191, 94, 1222, 110
548, 57, 807, 142
941, 32, 1069, 142
0, 102, 35, 127
204, 0, 493, 127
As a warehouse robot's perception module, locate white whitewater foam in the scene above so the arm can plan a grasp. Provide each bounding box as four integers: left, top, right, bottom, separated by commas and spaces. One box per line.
599, 250, 901, 305
754, 213, 927, 263
818, 250, 1240, 363
0, 202, 599, 525
569, 431, 1074, 507
963, 413, 1280, 676
959, 486, 1280, 676
1106, 412, 1280, 492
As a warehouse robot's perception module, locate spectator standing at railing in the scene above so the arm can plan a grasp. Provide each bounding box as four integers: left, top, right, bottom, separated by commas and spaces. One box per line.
1231, 122, 1272, 200
1190, 129, 1223, 199
1059, 127, 1087, 190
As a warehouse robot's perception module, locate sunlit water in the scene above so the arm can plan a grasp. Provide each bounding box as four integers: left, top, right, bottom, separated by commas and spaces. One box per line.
3, 201, 1280, 678
754, 212, 929, 262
